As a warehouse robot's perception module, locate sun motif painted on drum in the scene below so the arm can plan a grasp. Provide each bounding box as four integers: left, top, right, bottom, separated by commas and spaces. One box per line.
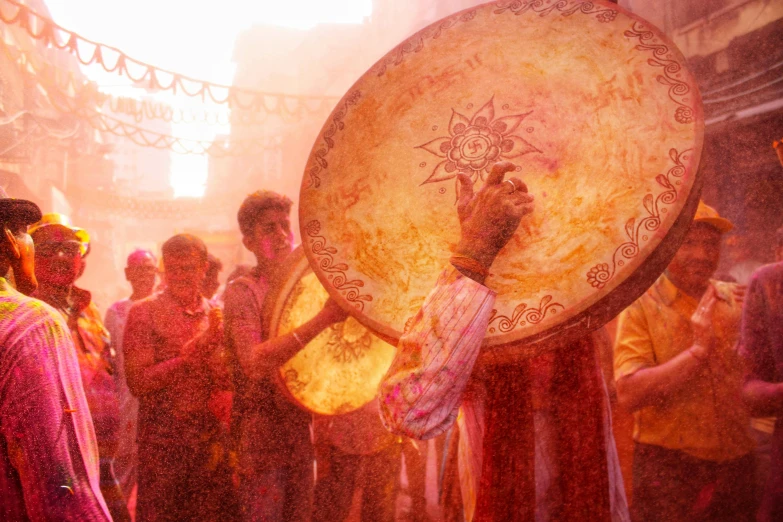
416, 97, 541, 186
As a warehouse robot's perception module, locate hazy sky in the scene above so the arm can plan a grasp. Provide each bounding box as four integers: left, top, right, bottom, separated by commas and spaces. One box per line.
44, 0, 373, 197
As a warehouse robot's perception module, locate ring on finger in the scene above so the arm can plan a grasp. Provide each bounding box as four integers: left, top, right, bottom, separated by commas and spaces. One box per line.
503, 179, 516, 194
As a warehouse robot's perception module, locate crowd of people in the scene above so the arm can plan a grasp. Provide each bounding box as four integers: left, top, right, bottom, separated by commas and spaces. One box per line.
0, 187, 434, 522
0, 161, 781, 522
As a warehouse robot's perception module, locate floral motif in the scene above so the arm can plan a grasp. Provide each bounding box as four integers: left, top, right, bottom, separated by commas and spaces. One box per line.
304, 220, 321, 236
675, 106, 694, 124
586, 263, 611, 289
325, 323, 373, 363
596, 10, 617, 23
417, 97, 540, 185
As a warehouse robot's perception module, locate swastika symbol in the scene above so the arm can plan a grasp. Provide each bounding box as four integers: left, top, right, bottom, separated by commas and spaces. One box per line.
467, 139, 484, 154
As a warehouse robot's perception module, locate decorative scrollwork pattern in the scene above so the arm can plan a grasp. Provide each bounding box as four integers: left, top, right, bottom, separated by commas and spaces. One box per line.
306, 90, 362, 188
624, 21, 694, 124
488, 295, 565, 334
372, 10, 479, 77
585, 148, 690, 289
494, 1, 618, 22
283, 369, 307, 394
305, 220, 373, 311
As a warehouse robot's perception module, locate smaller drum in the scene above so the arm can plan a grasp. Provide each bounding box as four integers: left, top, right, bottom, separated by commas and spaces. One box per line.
264, 246, 397, 416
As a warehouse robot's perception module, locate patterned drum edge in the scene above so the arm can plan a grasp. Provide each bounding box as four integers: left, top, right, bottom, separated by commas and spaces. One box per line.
299, 0, 704, 353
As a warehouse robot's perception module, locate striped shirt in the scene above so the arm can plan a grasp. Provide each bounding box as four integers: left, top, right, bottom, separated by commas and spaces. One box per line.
0, 278, 110, 521
379, 268, 629, 521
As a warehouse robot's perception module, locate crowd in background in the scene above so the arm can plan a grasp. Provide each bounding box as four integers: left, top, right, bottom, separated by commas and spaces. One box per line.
1, 182, 782, 522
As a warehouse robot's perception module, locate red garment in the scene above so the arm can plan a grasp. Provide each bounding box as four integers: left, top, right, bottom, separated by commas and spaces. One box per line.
380, 269, 627, 521
550, 337, 611, 520
475, 364, 535, 521
475, 338, 610, 521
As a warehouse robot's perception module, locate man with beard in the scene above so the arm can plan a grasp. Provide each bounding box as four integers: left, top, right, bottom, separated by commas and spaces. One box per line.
614, 202, 755, 521
124, 234, 236, 521
104, 249, 158, 505
0, 189, 111, 521
31, 213, 129, 522
224, 190, 348, 522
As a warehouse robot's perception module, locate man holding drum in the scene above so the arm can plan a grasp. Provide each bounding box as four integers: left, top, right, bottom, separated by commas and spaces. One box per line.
380, 162, 629, 521
223, 190, 348, 522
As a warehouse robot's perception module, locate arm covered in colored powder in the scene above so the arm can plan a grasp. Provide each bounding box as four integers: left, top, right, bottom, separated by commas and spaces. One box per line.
379, 268, 495, 440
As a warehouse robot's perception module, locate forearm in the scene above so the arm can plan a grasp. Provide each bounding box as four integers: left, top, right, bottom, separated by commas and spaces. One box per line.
742, 378, 783, 417
617, 345, 707, 411
380, 269, 495, 439
380, 333, 483, 440
248, 312, 333, 379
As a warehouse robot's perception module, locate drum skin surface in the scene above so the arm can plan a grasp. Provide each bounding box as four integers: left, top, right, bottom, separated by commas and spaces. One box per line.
299, 0, 704, 357
267, 247, 397, 415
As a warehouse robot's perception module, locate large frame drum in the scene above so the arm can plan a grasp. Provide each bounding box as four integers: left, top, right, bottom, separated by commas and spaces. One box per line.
265, 246, 397, 415
299, 0, 704, 361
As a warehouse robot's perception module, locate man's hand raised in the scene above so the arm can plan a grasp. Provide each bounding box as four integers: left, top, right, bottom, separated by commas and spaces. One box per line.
454, 161, 534, 273
690, 284, 718, 360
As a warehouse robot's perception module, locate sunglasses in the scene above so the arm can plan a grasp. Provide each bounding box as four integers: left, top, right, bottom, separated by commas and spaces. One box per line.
35, 240, 84, 258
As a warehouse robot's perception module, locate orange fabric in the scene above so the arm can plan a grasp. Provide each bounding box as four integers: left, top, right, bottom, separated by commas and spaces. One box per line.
614, 274, 754, 461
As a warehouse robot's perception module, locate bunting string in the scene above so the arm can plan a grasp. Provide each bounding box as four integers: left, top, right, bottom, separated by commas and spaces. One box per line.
0, 0, 339, 111
86, 111, 282, 156
0, 108, 87, 155
1, 35, 333, 125
1, 41, 284, 156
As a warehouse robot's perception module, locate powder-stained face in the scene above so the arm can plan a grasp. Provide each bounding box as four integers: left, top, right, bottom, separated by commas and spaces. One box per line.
32, 226, 84, 288
243, 209, 293, 266
667, 222, 722, 293
163, 250, 207, 305
126, 251, 158, 298
4, 222, 37, 295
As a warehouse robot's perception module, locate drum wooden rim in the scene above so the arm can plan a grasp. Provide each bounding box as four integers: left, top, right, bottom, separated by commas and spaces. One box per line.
299, 0, 704, 357
263, 247, 315, 414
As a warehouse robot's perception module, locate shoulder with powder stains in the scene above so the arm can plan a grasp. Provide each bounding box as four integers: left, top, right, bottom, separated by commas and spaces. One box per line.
0, 283, 71, 345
